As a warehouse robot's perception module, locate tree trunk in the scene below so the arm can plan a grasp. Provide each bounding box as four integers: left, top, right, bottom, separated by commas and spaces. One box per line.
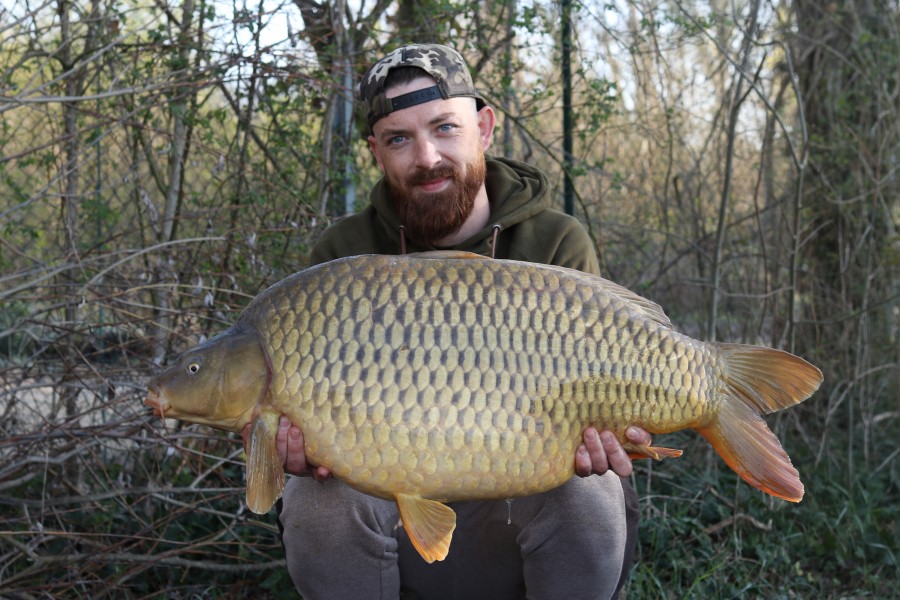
792, 0, 900, 471
151, 0, 196, 366
55, 0, 99, 487
707, 0, 762, 341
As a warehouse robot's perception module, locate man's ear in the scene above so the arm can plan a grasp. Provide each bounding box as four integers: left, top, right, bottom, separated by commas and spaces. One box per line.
368, 135, 385, 172
476, 106, 496, 151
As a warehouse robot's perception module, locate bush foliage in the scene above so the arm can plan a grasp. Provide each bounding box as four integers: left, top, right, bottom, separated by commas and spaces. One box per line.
1, 0, 896, 597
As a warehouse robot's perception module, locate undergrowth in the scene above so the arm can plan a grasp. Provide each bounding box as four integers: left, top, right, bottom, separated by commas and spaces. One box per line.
625, 428, 899, 599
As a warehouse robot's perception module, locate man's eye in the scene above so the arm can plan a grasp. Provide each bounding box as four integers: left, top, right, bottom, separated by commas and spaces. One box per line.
438, 124, 455, 133
389, 135, 406, 145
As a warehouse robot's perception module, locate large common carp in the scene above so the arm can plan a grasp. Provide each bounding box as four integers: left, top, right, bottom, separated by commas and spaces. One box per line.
145, 252, 822, 562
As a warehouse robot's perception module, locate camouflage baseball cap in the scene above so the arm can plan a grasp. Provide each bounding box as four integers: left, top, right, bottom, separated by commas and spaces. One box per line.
359, 44, 485, 130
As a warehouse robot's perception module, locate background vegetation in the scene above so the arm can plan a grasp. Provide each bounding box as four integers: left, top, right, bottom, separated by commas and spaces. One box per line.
0, 0, 897, 597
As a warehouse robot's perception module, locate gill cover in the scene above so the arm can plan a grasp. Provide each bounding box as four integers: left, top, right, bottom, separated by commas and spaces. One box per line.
154, 326, 269, 431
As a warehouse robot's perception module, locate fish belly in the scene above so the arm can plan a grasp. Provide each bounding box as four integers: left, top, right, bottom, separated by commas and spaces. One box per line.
250, 255, 715, 501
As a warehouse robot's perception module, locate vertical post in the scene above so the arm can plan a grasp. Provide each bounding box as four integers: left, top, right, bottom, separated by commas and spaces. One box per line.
561, 0, 574, 216
502, 0, 517, 157
341, 39, 356, 215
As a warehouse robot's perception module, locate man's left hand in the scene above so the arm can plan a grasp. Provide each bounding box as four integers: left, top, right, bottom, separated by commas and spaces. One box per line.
576, 426, 651, 477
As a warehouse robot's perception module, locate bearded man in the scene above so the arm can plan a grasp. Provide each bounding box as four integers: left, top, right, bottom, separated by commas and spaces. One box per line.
266, 44, 652, 600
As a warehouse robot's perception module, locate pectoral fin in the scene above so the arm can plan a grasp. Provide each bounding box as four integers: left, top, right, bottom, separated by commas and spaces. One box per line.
246, 415, 285, 514
395, 493, 457, 563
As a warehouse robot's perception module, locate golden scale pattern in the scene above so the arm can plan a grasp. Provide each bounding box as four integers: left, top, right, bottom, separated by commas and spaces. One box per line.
244, 255, 714, 501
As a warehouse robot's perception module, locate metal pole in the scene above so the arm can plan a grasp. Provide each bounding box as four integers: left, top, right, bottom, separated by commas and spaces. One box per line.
561, 0, 574, 216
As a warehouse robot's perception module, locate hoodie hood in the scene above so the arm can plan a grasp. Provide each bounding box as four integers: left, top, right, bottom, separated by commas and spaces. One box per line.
308, 154, 600, 276
368, 156, 551, 254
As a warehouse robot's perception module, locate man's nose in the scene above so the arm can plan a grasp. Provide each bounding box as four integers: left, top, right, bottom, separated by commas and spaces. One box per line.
413, 138, 441, 169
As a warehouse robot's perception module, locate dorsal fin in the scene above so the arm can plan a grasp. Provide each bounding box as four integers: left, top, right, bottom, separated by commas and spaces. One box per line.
591, 277, 673, 329
403, 251, 673, 328
535, 262, 674, 329
406, 250, 486, 260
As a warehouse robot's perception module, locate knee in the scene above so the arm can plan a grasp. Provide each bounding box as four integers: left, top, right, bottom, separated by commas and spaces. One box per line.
548, 473, 627, 522
525, 473, 629, 553
517, 475, 629, 598
278, 477, 399, 552
277, 478, 403, 597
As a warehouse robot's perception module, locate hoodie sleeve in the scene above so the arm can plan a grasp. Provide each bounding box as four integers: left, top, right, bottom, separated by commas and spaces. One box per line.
551, 224, 601, 275
308, 207, 395, 267
503, 208, 601, 276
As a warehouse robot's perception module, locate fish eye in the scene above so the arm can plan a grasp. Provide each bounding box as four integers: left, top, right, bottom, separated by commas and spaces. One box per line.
187, 362, 201, 375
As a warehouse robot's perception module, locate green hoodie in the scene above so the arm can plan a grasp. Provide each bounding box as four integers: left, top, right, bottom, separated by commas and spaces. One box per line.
309, 156, 600, 275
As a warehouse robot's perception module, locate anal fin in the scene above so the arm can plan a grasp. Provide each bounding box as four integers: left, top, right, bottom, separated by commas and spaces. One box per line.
246, 414, 285, 514
395, 493, 457, 563
624, 442, 684, 461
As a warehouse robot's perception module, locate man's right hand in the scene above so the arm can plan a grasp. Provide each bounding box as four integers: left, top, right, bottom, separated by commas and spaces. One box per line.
241, 416, 332, 480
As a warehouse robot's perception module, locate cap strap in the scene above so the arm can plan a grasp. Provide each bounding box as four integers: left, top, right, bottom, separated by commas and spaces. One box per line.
389, 85, 443, 112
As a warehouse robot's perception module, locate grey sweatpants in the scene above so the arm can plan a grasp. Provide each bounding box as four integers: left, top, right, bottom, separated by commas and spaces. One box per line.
277, 473, 639, 600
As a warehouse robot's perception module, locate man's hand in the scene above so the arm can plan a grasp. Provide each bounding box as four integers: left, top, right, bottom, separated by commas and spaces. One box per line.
575, 426, 651, 477
241, 416, 331, 480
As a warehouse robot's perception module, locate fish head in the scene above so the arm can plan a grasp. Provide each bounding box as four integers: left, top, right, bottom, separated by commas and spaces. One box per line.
145, 326, 270, 432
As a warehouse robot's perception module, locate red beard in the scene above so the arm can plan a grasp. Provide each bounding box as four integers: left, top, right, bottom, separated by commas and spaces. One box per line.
388, 155, 486, 246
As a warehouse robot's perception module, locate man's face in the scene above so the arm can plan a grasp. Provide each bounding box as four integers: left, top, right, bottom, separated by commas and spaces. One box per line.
368, 76, 494, 245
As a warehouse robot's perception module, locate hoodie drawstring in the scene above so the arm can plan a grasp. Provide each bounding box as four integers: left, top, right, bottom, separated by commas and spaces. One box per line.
397, 223, 501, 258
489, 224, 501, 259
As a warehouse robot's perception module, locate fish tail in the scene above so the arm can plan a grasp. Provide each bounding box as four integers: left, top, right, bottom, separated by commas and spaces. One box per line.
697, 344, 823, 502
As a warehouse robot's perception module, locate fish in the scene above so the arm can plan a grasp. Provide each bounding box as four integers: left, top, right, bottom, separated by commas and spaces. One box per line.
145, 251, 823, 563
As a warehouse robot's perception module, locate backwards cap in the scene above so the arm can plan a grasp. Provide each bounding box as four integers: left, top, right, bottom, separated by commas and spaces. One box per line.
359, 44, 485, 131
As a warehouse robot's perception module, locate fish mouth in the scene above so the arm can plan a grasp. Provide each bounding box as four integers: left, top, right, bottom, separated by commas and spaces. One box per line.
144, 388, 171, 418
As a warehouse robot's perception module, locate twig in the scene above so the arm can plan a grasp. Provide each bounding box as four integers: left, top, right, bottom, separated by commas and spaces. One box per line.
707, 485, 735, 510
0, 486, 244, 508
703, 514, 772, 536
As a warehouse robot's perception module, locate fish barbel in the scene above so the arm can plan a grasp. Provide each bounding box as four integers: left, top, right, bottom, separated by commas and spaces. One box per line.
145, 251, 822, 562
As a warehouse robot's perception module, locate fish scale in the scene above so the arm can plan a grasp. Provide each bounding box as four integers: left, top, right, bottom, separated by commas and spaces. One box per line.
253, 255, 706, 501
146, 251, 823, 563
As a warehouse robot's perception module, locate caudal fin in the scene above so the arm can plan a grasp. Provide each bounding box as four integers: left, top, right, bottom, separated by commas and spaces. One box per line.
697, 344, 823, 502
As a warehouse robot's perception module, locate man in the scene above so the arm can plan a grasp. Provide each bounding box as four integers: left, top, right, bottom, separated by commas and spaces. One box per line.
258, 44, 652, 599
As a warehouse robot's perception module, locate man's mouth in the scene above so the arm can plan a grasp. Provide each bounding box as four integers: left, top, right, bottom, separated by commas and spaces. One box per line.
416, 177, 451, 193
408, 166, 457, 192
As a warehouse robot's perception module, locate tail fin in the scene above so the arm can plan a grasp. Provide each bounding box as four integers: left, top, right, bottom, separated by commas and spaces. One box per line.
697, 344, 823, 502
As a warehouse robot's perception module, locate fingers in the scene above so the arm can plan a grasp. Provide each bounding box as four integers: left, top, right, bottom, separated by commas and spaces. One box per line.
575, 443, 593, 477
274, 415, 332, 480
240, 423, 251, 452
578, 426, 644, 478
577, 427, 609, 477
275, 415, 305, 475
601, 430, 633, 477
312, 465, 332, 482
275, 416, 291, 465
625, 425, 652, 446
285, 427, 310, 475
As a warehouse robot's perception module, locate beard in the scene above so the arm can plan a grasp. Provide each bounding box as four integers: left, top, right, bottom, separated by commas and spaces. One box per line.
388, 153, 487, 246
